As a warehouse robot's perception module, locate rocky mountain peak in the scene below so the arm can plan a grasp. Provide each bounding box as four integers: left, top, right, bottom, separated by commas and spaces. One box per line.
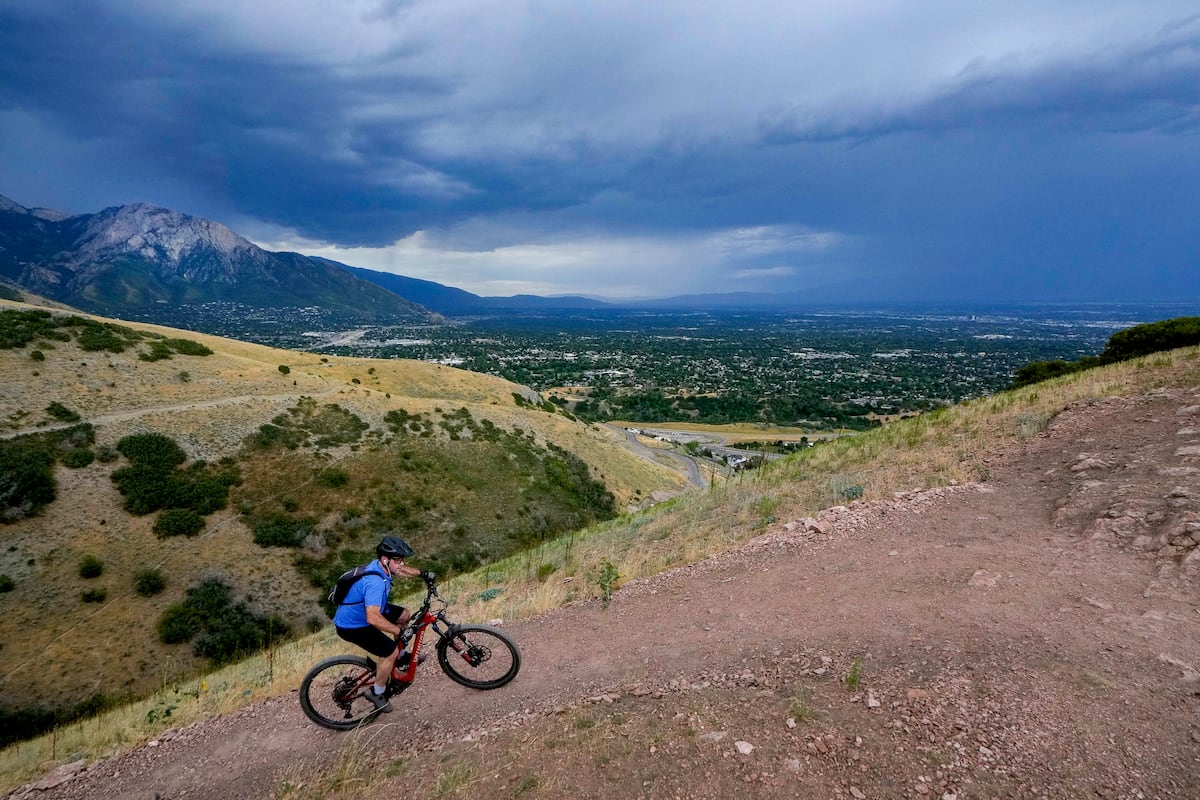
0, 194, 70, 221
0, 194, 26, 214
78, 203, 259, 267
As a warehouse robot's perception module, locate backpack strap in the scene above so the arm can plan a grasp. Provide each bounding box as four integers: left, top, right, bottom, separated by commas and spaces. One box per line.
343, 565, 389, 605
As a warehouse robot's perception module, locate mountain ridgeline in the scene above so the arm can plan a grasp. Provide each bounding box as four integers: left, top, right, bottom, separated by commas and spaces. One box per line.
0, 196, 430, 322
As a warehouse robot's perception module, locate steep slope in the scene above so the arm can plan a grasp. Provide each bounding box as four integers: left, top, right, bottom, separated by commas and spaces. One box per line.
0, 300, 686, 720
9, 353, 1199, 799
0, 196, 432, 322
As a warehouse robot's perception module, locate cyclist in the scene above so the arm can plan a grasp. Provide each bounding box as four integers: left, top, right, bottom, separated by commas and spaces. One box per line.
333, 535, 431, 712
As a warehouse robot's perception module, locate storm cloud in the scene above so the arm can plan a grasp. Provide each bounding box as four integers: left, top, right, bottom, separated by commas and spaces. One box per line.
1, 1, 1197, 301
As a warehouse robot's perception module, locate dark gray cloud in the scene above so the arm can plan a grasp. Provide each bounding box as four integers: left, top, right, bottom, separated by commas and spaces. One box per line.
1, 1, 1197, 301
758, 15, 1200, 144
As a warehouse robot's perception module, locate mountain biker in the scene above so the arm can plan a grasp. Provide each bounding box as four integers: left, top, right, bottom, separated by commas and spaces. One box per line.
333, 536, 431, 712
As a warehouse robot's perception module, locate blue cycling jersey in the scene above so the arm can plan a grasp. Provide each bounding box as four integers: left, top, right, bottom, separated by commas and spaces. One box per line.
332, 560, 391, 629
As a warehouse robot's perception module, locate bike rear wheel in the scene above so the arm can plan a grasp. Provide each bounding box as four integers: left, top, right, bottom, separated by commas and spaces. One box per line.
437, 624, 521, 689
298, 655, 383, 730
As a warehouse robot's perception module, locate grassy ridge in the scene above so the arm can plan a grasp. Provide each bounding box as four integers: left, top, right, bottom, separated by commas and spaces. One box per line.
3, 343, 1195, 792
0, 302, 685, 749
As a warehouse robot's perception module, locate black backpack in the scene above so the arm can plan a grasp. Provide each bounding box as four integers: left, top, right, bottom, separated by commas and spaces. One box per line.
328, 564, 386, 606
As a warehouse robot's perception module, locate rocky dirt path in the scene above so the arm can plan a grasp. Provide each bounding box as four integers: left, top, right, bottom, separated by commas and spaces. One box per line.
14, 387, 1200, 799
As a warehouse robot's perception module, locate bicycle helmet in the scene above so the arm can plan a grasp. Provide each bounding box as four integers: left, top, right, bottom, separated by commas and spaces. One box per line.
376, 535, 414, 559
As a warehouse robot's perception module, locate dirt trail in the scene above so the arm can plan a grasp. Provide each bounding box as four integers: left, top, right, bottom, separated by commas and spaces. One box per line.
13, 387, 1200, 799
0, 387, 343, 441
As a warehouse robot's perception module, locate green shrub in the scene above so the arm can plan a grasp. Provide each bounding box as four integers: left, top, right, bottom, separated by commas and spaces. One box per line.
116, 433, 187, 470
153, 508, 205, 538
0, 436, 58, 522
245, 398, 367, 450
1100, 316, 1200, 363
595, 559, 619, 607
163, 338, 213, 356
0, 575, 14, 593
60, 448, 95, 469
81, 588, 107, 603
79, 554, 103, 579
138, 341, 174, 361
0, 309, 70, 349
133, 568, 166, 596
1011, 359, 1082, 389
252, 514, 314, 547
29, 350, 44, 362
316, 468, 349, 488
278, 364, 291, 375
157, 604, 196, 644
111, 436, 238, 516
45, 402, 80, 422
157, 578, 291, 664
75, 321, 130, 352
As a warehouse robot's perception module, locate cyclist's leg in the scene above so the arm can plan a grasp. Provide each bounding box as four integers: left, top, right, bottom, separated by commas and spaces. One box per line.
336, 625, 400, 689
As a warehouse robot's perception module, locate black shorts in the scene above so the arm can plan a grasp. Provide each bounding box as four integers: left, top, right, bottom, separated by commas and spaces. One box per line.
334, 605, 407, 659
336, 624, 399, 659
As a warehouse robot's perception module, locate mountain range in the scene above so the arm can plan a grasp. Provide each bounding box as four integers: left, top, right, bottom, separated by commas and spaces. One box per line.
0, 193, 843, 321
0, 195, 429, 321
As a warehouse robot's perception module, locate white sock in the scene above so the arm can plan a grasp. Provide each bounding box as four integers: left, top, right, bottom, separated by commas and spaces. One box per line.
373, 684, 387, 695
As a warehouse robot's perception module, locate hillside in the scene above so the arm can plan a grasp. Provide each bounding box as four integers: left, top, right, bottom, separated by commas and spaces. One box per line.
2, 340, 1197, 798
0, 300, 686, 721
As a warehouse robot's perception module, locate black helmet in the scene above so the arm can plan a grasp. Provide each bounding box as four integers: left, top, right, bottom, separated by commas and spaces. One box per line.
376, 536, 414, 559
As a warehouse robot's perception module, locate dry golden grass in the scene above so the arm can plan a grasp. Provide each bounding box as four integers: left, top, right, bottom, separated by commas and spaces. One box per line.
1, 303, 1195, 794
0, 301, 684, 773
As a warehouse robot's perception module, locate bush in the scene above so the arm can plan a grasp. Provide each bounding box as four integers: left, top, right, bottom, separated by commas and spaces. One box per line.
0, 575, 14, 593
252, 514, 314, 547
133, 568, 166, 596
81, 587, 107, 603
278, 365, 290, 375
316, 468, 349, 488
60, 448, 95, 469
79, 554, 104, 579
0, 444, 55, 522
157, 578, 291, 664
153, 508, 205, 538
163, 338, 213, 356
116, 433, 187, 470
138, 341, 174, 361
75, 322, 130, 353
29, 350, 44, 362
111, 436, 238, 517
157, 604, 196, 644
1100, 316, 1200, 363
45, 402, 80, 422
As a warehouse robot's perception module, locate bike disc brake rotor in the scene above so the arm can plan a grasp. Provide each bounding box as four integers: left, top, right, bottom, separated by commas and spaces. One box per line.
464, 640, 491, 666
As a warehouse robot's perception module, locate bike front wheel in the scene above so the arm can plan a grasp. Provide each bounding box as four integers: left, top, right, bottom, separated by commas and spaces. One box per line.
437, 625, 521, 689
298, 655, 381, 730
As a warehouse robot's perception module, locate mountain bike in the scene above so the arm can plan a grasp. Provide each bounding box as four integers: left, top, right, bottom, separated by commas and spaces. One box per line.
299, 574, 521, 730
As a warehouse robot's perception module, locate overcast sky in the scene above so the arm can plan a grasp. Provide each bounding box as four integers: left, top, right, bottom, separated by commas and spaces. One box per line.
1, 1, 1197, 302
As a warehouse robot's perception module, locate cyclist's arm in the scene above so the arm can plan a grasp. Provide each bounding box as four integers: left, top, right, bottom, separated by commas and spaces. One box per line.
365, 604, 403, 637
362, 574, 403, 636
392, 563, 423, 579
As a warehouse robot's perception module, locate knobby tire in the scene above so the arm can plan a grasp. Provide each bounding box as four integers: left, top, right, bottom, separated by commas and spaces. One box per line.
298, 654, 382, 730
436, 624, 521, 689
